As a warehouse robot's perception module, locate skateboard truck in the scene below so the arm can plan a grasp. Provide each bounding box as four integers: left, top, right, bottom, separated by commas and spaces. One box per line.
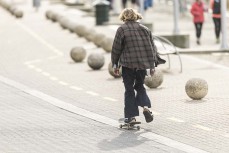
119, 122, 141, 130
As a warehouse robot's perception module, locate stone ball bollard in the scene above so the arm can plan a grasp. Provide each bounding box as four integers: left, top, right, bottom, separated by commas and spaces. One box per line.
66, 21, 78, 33
70, 47, 86, 62
101, 37, 114, 53
9, 6, 17, 14
108, 62, 122, 78
144, 69, 163, 88
45, 10, 53, 19
56, 14, 65, 23
59, 17, 70, 29
87, 53, 105, 70
74, 25, 89, 37
93, 33, 106, 47
3, 1, 10, 10
14, 10, 23, 18
185, 78, 208, 100
84, 29, 96, 42
50, 11, 60, 22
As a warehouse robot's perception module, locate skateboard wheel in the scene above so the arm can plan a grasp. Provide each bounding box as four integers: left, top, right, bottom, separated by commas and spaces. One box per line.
137, 126, 140, 130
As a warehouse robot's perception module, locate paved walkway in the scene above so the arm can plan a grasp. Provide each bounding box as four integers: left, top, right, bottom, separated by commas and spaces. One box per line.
0, 0, 228, 153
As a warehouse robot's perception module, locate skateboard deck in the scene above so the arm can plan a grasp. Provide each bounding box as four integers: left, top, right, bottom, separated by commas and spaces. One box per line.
119, 121, 141, 130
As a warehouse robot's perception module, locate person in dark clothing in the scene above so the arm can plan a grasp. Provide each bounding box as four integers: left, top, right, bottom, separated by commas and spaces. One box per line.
111, 8, 166, 123
210, 0, 221, 43
122, 0, 139, 9
107, 0, 113, 10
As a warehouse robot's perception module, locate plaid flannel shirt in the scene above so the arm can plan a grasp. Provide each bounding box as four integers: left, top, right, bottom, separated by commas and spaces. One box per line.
111, 21, 159, 70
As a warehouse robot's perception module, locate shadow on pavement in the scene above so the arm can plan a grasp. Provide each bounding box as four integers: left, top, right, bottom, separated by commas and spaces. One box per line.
97, 131, 149, 151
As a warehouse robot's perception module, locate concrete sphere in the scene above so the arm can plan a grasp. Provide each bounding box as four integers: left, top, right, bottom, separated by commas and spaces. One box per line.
70, 47, 86, 62
101, 37, 114, 52
84, 29, 96, 42
50, 11, 60, 22
9, 6, 17, 14
45, 10, 53, 19
59, 17, 70, 29
108, 62, 121, 78
74, 25, 88, 37
87, 53, 105, 70
14, 10, 23, 18
56, 14, 65, 22
66, 21, 78, 33
185, 78, 208, 100
93, 33, 106, 47
2, 1, 10, 10
144, 69, 163, 88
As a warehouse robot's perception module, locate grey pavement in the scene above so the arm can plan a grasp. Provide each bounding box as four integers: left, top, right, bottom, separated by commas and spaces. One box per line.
0, 0, 229, 153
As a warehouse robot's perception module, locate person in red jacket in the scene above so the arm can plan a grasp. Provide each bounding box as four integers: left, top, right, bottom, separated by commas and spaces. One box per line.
191, 0, 206, 45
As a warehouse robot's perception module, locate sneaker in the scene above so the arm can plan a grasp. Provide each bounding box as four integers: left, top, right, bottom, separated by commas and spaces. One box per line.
124, 117, 136, 124
143, 108, 154, 123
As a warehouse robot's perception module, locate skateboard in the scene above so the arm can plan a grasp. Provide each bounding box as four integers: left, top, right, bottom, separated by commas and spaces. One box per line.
119, 121, 141, 130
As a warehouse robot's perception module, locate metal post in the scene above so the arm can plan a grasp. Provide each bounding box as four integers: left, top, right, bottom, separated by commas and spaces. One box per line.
173, 0, 180, 34
221, 0, 229, 49
139, 0, 144, 22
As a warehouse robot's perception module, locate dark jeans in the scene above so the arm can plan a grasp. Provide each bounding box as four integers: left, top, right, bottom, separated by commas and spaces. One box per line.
194, 22, 203, 39
122, 0, 139, 8
122, 66, 151, 119
213, 17, 221, 39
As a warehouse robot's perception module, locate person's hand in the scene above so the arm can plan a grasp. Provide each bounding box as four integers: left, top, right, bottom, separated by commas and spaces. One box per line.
150, 69, 155, 76
113, 68, 120, 76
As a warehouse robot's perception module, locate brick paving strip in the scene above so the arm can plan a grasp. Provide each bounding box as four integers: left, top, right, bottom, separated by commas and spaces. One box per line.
0, 74, 208, 153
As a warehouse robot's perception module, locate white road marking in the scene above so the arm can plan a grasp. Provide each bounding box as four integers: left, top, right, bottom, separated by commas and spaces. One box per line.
167, 117, 185, 123
86, 91, 99, 96
27, 65, 35, 69
42, 72, 50, 76
16, 22, 63, 56
103, 97, 118, 102
151, 111, 161, 115
0, 75, 209, 153
49, 77, 58, 81
47, 56, 61, 60
192, 124, 213, 131
58, 81, 68, 86
35, 68, 42, 72
24, 59, 41, 65
70, 86, 83, 91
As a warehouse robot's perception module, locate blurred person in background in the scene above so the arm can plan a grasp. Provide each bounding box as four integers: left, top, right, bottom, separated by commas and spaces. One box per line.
122, 0, 139, 9
107, 0, 113, 10
210, 0, 221, 43
190, 0, 207, 45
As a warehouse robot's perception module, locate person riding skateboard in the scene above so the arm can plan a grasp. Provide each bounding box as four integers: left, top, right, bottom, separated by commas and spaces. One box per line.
111, 8, 166, 124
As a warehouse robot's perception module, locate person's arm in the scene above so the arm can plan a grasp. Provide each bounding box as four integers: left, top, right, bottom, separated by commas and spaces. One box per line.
149, 32, 157, 74
149, 32, 166, 70
111, 27, 124, 74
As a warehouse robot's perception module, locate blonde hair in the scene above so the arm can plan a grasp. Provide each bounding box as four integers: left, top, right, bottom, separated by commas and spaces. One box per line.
119, 8, 143, 22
